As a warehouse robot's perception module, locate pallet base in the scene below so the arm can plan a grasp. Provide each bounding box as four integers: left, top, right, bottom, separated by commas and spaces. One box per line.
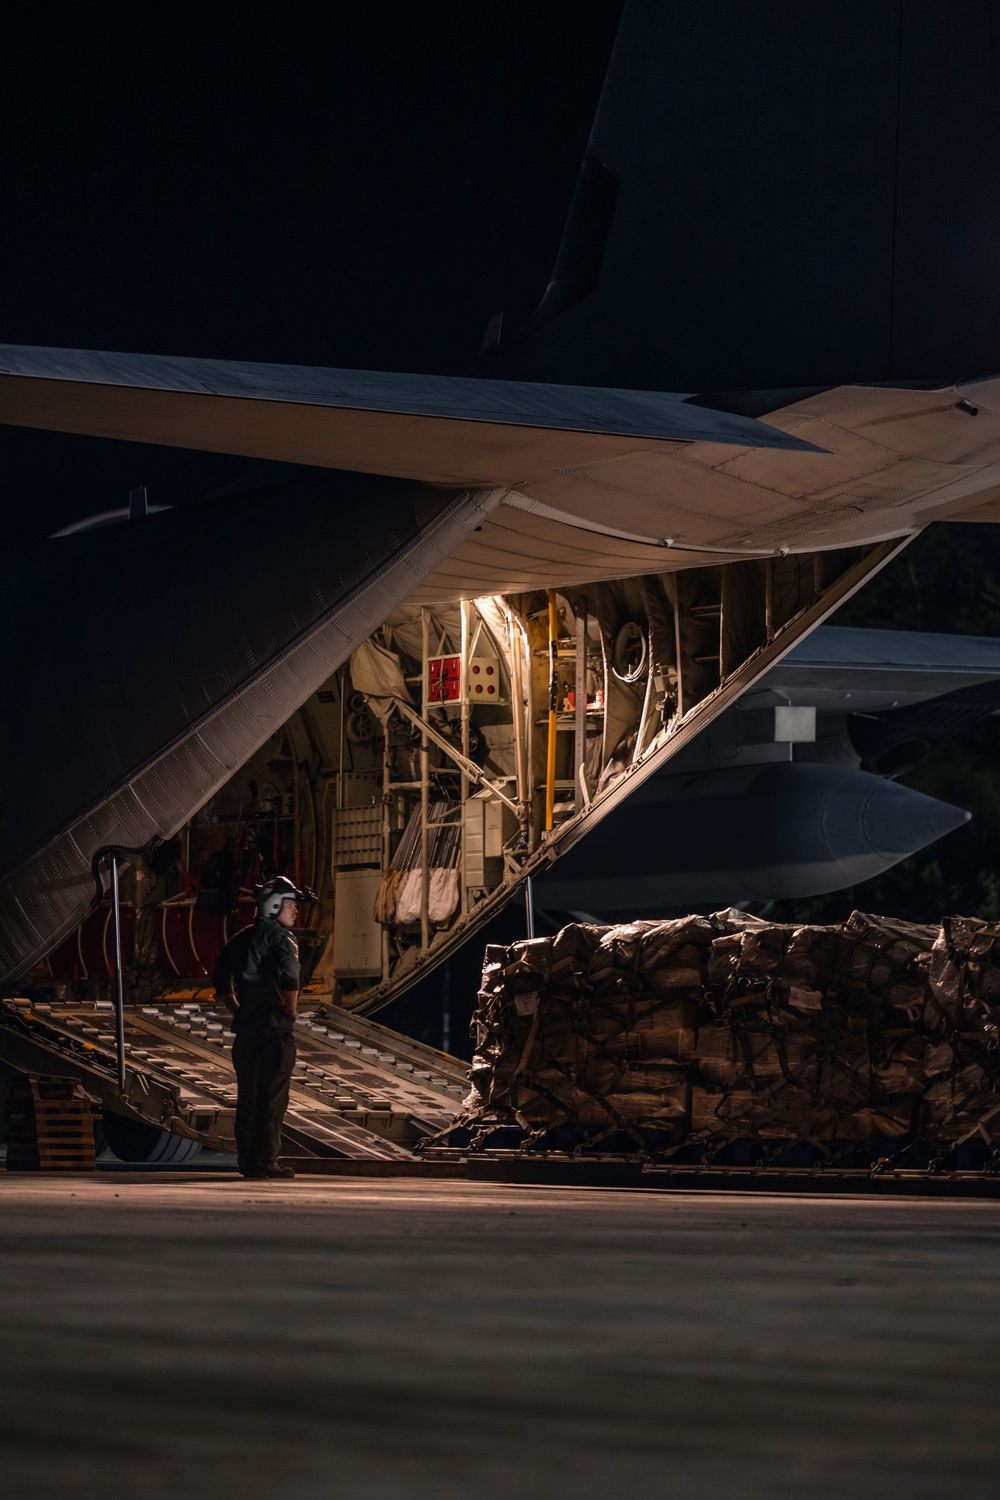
277, 1158, 467, 1178
279, 1152, 1000, 1195
4, 1075, 99, 1172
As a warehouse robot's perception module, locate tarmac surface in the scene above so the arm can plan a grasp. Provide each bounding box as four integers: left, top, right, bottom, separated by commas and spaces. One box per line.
0, 1174, 997, 1500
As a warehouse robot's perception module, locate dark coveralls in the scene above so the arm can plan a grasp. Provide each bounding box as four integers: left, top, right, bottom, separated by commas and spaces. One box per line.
212, 917, 300, 1174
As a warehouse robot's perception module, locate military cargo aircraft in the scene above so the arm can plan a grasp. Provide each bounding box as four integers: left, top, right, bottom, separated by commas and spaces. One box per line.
5, 2, 1000, 1010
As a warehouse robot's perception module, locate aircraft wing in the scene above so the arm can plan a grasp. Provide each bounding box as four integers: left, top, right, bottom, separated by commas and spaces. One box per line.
745, 625, 1000, 713
0, 344, 815, 488
8, 348, 1000, 582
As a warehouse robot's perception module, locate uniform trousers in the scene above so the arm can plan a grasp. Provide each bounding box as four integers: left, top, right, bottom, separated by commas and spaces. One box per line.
232, 1026, 295, 1172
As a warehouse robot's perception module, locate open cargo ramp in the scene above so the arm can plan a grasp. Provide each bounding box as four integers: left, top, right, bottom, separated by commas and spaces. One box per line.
0, 994, 465, 1162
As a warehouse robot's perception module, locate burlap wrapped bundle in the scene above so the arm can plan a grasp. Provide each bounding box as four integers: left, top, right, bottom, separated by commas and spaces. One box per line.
625, 998, 699, 1060
511, 1046, 689, 1133
706, 923, 842, 1030
690, 1086, 835, 1141
774, 926, 840, 1012
884, 972, 932, 1024
705, 932, 751, 993
959, 924, 1000, 1008
921, 1064, 1000, 1142
503, 935, 560, 988
928, 917, 1000, 1022
692, 1026, 816, 1088
835, 1101, 917, 1140
569, 1056, 691, 1131
637, 916, 717, 994
587, 923, 653, 997
911, 921, 1000, 1140
837, 912, 936, 1007
709, 923, 793, 994
596, 1082, 689, 1129
611, 1059, 690, 1094
870, 1034, 928, 1095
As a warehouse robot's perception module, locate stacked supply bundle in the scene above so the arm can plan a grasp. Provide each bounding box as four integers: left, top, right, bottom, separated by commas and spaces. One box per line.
466, 911, 738, 1139
923, 917, 1000, 1144
456, 910, 1000, 1158
691, 911, 938, 1144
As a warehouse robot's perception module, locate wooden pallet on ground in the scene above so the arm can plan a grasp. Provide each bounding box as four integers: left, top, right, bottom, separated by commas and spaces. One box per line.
5, 1076, 100, 1171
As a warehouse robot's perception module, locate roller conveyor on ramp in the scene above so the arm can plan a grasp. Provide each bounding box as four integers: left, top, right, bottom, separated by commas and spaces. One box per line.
0, 995, 466, 1161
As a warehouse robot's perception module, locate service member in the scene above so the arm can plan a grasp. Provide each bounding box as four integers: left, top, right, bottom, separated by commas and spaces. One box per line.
212, 875, 316, 1179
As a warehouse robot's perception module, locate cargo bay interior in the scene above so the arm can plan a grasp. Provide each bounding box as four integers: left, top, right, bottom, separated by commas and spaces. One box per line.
42, 545, 887, 1016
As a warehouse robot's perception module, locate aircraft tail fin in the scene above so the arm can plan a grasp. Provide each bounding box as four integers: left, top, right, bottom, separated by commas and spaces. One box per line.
493, 1, 1000, 393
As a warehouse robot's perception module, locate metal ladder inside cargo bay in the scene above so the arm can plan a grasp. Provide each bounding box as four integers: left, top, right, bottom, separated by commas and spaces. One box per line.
0, 995, 467, 1161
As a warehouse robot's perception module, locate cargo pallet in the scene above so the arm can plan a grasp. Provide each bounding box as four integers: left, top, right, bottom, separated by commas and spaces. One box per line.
5, 1075, 98, 1171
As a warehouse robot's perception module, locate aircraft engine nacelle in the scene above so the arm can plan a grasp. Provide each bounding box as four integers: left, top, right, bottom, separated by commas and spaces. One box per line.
535, 763, 971, 913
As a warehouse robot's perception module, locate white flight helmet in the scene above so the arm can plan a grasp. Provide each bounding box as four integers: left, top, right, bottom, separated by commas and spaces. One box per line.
254, 875, 317, 919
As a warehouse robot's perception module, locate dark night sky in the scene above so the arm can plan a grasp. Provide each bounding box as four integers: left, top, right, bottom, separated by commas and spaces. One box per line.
0, 4, 623, 542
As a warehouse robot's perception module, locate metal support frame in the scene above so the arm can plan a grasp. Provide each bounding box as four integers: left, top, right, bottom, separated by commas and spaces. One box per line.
381, 705, 392, 982
672, 584, 685, 718
420, 607, 430, 953
545, 589, 558, 832
391, 697, 518, 814
460, 599, 471, 915
506, 608, 532, 846
574, 604, 588, 812
631, 621, 658, 768
109, 855, 127, 1095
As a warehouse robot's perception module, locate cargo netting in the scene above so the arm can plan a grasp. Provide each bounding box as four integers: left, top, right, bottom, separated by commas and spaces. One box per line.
438, 910, 1000, 1169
